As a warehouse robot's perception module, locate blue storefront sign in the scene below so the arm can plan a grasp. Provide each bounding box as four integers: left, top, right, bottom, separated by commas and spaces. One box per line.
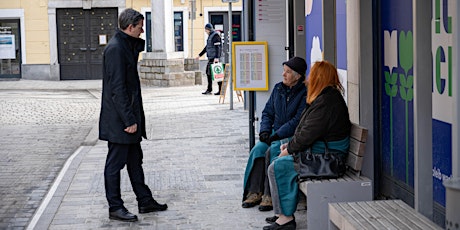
381, 0, 453, 207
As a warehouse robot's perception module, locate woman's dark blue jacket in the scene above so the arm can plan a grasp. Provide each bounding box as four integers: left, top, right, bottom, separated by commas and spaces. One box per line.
259, 80, 307, 139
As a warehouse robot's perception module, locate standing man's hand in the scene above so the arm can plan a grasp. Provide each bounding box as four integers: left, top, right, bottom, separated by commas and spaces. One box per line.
124, 123, 137, 133
195, 56, 200, 61
213, 58, 219, 63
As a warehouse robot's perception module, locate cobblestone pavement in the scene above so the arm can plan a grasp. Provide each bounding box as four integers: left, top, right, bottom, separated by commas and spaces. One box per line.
0, 80, 307, 230
0, 80, 102, 230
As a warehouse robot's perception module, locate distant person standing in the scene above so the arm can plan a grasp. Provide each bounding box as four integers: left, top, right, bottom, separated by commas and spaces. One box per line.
196, 23, 222, 95
99, 8, 167, 222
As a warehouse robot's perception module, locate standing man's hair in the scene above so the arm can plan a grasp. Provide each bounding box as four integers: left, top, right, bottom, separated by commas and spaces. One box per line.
118, 8, 144, 30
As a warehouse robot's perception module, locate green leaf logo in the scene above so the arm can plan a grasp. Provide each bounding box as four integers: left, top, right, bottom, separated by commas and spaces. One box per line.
400, 74, 414, 101
399, 31, 413, 74
384, 71, 398, 97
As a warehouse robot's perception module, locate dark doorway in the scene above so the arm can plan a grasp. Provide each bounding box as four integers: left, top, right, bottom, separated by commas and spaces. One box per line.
209, 12, 242, 63
56, 8, 118, 80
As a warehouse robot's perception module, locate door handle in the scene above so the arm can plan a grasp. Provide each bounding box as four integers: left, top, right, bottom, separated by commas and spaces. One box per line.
79, 48, 87, 51
89, 48, 97, 51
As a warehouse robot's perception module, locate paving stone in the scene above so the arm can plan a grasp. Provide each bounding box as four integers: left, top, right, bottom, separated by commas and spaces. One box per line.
0, 80, 309, 229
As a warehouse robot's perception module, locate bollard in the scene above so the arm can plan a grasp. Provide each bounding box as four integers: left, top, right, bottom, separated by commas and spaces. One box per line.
444, 177, 460, 230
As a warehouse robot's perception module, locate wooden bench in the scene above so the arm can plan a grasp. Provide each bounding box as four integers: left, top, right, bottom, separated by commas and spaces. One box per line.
299, 123, 373, 230
328, 200, 442, 230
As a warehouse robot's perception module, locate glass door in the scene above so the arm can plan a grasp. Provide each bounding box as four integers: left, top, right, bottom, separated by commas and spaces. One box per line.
174, 12, 183, 51
0, 19, 21, 78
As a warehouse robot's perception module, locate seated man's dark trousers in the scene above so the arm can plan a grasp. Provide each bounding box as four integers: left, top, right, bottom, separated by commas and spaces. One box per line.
104, 142, 153, 212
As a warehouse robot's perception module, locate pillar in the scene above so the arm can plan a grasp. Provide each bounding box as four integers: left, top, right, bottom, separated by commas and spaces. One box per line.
140, 0, 200, 87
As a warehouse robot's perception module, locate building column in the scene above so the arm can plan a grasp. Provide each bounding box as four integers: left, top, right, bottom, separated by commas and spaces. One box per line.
413, 0, 433, 219
140, 0, 200, 87
346, 0, 374, 183
453, 0, 460, 178
147, 0, 178, 58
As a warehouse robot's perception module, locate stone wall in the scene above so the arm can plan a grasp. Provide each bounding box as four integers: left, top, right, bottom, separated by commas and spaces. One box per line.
139, 58, 203, 87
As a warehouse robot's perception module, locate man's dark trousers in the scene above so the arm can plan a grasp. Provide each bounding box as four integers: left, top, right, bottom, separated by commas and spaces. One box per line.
104, 142, 153, 212
205, 59, 213, 92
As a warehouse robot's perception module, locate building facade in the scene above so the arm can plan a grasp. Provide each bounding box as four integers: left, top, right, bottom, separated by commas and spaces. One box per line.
0, 0, 242, 80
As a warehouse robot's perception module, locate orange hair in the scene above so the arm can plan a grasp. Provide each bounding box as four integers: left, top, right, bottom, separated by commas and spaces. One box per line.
306, 61, 344, 104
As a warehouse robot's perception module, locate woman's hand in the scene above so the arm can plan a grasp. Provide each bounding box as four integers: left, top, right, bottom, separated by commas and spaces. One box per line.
280, 143, 288, 151
279, 148, 289, 157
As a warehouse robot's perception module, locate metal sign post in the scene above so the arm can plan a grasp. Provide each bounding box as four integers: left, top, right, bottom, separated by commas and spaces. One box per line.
228, 2, 233, 110
223, 0, 238, 110
190, 0, 196, 58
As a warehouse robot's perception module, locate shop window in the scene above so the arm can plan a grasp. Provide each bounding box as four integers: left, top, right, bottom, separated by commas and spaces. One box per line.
0, 19, 21, 78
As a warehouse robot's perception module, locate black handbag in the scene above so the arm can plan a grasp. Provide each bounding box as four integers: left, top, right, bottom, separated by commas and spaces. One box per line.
295, 140, 346, 181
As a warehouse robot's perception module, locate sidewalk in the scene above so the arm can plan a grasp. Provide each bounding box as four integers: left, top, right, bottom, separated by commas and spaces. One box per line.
1, 80, 307, 229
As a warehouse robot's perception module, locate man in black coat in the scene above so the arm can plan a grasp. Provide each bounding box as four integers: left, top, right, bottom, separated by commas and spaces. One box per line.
99, 8, 167, 222
196, 23, 222, 95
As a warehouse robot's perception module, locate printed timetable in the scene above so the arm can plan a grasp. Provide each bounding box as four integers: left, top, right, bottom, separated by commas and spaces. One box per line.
232, 41, 268, 91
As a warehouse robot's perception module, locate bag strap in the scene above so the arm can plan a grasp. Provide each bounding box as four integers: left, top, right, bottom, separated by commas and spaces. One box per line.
322, 138, 330, 155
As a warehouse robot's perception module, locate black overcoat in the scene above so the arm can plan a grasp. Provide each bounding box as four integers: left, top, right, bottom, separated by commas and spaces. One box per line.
99, 30, 147, 144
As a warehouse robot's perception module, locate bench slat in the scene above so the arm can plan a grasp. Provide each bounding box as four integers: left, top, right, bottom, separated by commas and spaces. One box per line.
348, 202, 390, 229
359, 201, 408, 230
390, 200, 442, 229
346, 123, 367, 171
350, 123, 368, 142
329, 202, 372, 230
346, 152, 363, 171
349, 137, 366, 157
329, 200, 442, 230
372, 200, 426, 230
299, 171, 371, 194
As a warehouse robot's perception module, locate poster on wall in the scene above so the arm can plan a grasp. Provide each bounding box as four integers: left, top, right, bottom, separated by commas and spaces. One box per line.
232, 41, 269, 91
380, 0, 454, 209
0, 35, 15, 59
381, 0, 415, 191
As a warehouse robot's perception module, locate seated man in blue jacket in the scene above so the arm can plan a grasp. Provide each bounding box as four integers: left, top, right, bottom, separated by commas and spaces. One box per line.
242, 57, 308, 212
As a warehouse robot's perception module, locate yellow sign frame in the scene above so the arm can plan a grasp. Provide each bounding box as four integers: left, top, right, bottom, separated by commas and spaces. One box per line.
231, 41, 269, 91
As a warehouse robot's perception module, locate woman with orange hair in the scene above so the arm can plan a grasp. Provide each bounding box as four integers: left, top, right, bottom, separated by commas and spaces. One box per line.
263, 61, 351, 230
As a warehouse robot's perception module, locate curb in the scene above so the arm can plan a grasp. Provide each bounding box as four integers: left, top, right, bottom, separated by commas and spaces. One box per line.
26, 146, 91, 230
82, 123, 99, 146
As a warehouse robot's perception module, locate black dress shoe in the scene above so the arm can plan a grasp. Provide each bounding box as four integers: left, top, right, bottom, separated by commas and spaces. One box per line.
202, 90, 212, 95
266, 215, 294, 224
265, 215, 279, 223
109, 208, 138, 222
263, 219, 296, 230
139, 199, 168, 213
214, 91, 221, 95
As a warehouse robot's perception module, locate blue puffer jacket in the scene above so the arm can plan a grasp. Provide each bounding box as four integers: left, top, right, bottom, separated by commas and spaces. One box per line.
260, 80, 307, 138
